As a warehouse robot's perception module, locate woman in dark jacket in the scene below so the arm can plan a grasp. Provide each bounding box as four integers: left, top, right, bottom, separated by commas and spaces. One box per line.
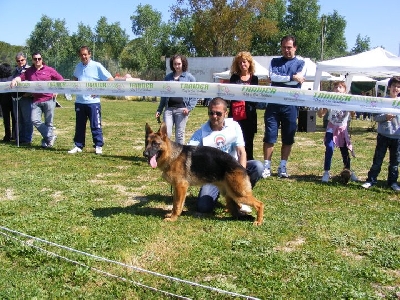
228, 52, 259, 160
0, 63, 16, 142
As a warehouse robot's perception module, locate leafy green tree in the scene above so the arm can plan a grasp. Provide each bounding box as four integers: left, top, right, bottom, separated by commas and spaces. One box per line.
94, 17, 129, 60
70, 23, 95, 55
0, 42, 25, 66
251, 0, 286, 55
26, 15, 72, 69
319, 11, 347, 60
120, 39, 149, 71
282, 0, 321, 59
171, 0, 277, 57
350, 34, 371, 54
128, 4, 171, 74
168, 16, 194, 56
25, 15, 73, 77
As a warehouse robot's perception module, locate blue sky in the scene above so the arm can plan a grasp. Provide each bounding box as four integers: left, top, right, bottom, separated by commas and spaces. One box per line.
0, 0, 398, 57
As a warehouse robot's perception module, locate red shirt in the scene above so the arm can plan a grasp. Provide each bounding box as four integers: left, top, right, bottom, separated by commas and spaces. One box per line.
19, 64, 64, 103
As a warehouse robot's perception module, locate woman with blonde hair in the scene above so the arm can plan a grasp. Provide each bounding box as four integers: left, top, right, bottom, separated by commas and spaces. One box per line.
228, 51, 258, 160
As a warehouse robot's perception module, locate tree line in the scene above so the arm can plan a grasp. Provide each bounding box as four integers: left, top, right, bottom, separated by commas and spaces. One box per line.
0, 0, 372, 80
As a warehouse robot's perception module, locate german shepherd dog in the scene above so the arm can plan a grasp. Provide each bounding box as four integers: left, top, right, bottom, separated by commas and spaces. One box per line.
143, 122, 264, 225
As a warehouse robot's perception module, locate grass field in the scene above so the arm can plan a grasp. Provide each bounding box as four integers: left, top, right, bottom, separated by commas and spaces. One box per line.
0, 97, 399, 299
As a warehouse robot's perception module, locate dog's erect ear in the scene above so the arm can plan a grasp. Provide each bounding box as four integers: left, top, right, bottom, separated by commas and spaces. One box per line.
159, 122, 168, 139
145, 123, 153, 136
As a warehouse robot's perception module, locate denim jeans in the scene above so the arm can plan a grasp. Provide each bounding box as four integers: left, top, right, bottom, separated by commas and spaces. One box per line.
197, 160, 264, 213
323, 132, 351, 170
163, 107, 188, 145
12, 96, 33, 143
31, 99, 56, 143
366, 133, 400, 186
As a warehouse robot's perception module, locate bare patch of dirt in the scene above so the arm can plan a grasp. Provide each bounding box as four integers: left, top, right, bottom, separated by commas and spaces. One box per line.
274, 237, 306, 252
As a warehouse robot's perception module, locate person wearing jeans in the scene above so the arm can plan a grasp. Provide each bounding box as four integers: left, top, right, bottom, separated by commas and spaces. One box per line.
156, 54, 197, 145
9, 51, 63, 148
12, 52, 33, 145
317, 81, 358, 183
163, 107, 188, 145
362, 76, 400, 191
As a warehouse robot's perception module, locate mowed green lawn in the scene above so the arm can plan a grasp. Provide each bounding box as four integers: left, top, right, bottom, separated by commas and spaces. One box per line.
0, 97, 399, 299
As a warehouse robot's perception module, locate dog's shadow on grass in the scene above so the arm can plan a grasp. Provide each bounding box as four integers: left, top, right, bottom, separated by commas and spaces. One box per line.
91, 154, 146, 164
91, 194, 254, 223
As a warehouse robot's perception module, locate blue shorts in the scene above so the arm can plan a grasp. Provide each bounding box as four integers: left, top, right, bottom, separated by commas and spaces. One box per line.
263, 104, 298, 145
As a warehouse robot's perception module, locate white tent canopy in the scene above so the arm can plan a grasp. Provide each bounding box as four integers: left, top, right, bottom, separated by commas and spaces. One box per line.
375, 77, 391, 96
313, 47, 400, 91
327, 75, 376, 82
302, 57, 333, 81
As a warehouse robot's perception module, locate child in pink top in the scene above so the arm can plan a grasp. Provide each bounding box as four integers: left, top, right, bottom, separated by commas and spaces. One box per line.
317, 81, 357, 183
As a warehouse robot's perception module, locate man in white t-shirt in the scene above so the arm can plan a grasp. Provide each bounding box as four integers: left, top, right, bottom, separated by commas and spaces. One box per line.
188, 97, 263, 214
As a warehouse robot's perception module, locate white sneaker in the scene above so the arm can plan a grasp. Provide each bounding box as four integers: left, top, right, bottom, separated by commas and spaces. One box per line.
239, 204, 252, 214
41, 140, 48, 148
350, 171, 359, 182
390, 183, 400, 192
262, 168, 271, 178
321, 171, 330, 182
362, 182, 374, 189
95, 146, 103, 155
68, 146, 82, 154
277, 166, 289, 178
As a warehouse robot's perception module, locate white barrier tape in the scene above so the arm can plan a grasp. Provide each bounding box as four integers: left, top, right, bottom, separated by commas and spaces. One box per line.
0, 81, 397, 114
0, 225, 260, 300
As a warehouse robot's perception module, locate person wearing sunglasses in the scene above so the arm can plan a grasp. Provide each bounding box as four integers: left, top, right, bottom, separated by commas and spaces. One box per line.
188, 97, 263, 216
11, 52, 33, 145
10, 52, 64, 148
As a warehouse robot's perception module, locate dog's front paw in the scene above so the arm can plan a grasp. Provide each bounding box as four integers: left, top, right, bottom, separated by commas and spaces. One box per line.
253, 220, 263, 226
164, 213, 178, 221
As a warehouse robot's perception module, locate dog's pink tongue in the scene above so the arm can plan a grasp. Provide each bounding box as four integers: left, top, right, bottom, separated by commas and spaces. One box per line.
150, 155, 158, 168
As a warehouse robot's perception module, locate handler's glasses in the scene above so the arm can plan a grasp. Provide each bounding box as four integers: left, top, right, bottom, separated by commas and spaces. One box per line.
16, 59, 25, 62
208, 111, 223, 117
33, 57, 42, 61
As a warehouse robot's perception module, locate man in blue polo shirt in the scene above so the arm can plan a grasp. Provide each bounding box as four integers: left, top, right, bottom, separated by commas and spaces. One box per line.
262, 35, 306, 178
68, 46, 114, 155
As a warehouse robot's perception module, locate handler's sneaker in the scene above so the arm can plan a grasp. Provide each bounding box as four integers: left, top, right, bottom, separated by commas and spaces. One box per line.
350, 171, 359, 182
321, 171, 330, 183
95, 146, 103, 155
362, 182, 374, 189
262, 168, 271, 178
68, 146, 82, 154
277, 166, 289, 178
390, 183, 400, 192
239, 204, 252, 214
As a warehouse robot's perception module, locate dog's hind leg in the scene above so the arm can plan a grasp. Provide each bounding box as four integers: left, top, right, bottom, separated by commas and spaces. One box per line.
225, 196, 241, 218
226, 194, 264, 226
164, 182, 188, 222
247, 195, 264, 226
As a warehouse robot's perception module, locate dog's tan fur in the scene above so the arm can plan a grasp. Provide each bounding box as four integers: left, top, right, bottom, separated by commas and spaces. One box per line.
143, 123, 264, 225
